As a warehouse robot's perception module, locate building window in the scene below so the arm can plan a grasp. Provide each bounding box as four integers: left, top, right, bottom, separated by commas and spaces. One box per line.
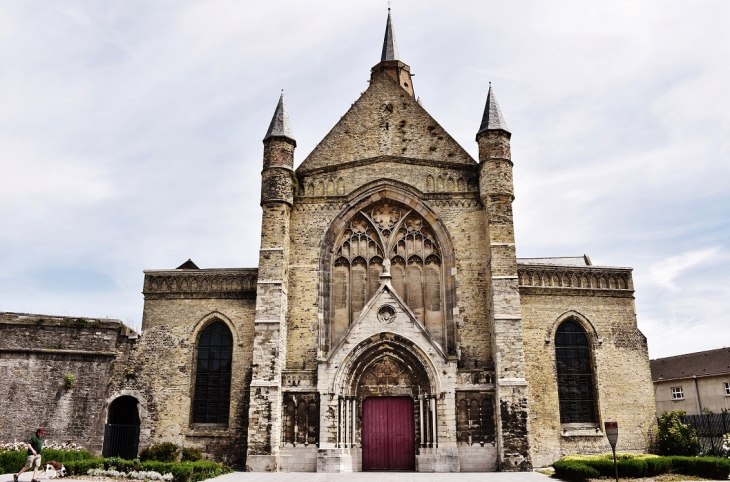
555, 320, 597, 424
671, 387, 684, 400
331, 200, 445, 346
725, 382, 730, 396
192, 321, 233, 424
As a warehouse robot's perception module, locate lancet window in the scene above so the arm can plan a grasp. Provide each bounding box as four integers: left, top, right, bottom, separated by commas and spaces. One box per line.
331, 200, 445, 346
555, 320, 597, 424
192, 321, 233, 425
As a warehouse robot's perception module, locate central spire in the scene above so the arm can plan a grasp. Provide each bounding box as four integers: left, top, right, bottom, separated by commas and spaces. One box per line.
381, 9, 400, 62
370, 9, 415, 98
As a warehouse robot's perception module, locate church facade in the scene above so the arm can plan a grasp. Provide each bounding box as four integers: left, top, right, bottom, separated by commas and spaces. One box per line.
0, 13, 656, 472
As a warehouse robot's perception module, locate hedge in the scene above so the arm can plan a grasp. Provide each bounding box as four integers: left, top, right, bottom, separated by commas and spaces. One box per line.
553, 455, 730, 482
2, 452, 230, 482
0, 449, 96, 475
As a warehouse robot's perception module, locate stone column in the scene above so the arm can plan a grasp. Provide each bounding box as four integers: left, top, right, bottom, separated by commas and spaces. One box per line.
478, 128, 532, 471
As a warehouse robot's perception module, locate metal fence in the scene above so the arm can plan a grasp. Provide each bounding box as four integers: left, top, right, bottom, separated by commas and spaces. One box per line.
102, 424, 140, 460
683, 413, 730, 456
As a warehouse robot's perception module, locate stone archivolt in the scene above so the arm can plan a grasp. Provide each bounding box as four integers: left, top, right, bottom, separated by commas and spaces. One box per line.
331, 199, 445, 347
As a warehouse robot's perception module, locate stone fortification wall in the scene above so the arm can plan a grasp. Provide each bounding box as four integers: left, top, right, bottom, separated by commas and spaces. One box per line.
518, 265, 655, 466
123, 268, 257, 467
0, 313, 135, 453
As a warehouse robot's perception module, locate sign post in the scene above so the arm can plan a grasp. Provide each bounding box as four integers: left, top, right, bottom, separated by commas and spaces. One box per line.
605, 421, 619, 482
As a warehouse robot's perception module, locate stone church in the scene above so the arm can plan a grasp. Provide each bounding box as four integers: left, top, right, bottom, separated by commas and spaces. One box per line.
0, 12, 656, 472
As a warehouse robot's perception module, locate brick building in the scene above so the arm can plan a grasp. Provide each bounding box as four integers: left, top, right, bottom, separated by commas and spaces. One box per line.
0, 12, 655, 472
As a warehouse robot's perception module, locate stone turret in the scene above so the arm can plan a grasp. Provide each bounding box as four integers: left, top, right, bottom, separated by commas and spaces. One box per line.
476, 84, 532, 471
370, 9, 415, 97
246, 93, 296, 471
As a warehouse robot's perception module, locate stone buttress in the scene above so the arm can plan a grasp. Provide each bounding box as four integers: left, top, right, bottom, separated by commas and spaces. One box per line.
477, 85, 532, 471
246, 94, 296, 471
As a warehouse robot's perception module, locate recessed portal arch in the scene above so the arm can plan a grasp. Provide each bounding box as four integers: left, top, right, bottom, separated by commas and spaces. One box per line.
330, 333, 442, 471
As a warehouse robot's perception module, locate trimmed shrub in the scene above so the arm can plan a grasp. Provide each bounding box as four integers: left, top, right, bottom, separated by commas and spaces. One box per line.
617, 458, 647, 478
669, 456, 730, 480
140, 442, 181, 462
583, 458, 614, 477
63, 458, 104, 476
553, 460, 600, 482
0, 451, 27, 475
645, 456, 672, 476
181, 447, 202, 462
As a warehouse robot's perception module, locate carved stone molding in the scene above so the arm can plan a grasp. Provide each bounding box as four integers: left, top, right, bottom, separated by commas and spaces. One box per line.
282, 369, 317, 390
143, 269, 258, 300
456, 369, 495, 388
517, 265, 634, 296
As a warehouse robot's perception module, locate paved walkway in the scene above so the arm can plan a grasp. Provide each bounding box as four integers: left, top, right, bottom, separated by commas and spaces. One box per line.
2, 471, 551, 482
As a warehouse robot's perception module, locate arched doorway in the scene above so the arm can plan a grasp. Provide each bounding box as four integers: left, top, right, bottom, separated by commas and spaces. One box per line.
336, 334, 440, 471
103, 396, 141, 459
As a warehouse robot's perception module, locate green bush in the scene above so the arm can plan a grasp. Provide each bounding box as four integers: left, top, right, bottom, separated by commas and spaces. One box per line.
655, 410, 700, 456
553, 454, 730, 481
139, 442, 181, 462
618, 458, 647, 478
645, 456, 672, 476
553, 460, 600, 482
0, 451, 27, 475
63, 458, 104, 476
669, 456, 730, 480
582, 458, 614, 477
181, 447, 202, 462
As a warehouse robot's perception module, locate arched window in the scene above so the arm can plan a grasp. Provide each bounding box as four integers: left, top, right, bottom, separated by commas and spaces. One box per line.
193, 321, 233, 424
331, 200, 444, 346
555, 320, 597, 424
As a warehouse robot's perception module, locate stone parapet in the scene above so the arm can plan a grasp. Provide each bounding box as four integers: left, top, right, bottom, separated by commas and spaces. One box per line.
142, 269, 257, 300
517, 264, 634, 293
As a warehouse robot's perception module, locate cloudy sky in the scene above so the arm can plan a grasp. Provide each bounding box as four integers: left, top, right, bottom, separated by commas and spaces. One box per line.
1, 1, 728, 359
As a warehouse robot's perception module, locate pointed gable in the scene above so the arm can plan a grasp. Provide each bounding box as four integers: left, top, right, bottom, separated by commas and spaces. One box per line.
296, 71, 476, 173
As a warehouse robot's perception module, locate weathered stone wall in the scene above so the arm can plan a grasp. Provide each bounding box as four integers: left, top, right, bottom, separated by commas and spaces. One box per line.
0, 313, 135, 453
519, 268, 656, 467
125, 268, 257, 467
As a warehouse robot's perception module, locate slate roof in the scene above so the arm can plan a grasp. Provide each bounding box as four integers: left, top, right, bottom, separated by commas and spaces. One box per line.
176, 259, 200, 269
381, 10, 400, 62
650, 347, 730, 381
477, 83, 510, 138
263, 92, 296, 145
517, 256, 592, 267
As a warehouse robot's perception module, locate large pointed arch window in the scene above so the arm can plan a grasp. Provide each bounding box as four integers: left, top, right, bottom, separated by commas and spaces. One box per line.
555, 320, 597, 424
193, 321, 233, 425
331, 200, 445, 346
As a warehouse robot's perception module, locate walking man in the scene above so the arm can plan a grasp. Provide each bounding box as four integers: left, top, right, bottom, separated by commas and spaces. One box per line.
14, 427, 45, 482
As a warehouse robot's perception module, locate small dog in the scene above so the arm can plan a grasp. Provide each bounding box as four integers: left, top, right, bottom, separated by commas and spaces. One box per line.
43, 461, 66, 479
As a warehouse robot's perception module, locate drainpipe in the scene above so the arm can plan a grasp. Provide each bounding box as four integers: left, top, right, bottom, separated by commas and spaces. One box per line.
693, 376, 702, 414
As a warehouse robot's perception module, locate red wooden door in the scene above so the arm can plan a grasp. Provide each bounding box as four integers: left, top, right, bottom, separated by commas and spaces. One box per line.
362, 397, 415, 471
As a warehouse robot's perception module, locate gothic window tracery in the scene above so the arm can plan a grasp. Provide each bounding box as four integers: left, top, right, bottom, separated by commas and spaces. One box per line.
331, 200, 445, 346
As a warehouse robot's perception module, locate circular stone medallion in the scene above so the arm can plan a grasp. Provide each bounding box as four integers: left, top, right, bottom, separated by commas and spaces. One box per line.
377, 305, 397, 324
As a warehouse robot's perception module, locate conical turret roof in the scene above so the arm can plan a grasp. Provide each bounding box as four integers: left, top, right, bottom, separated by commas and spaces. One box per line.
263, 92, 296, 145
477, 83, 510, 138
380, 9, 400, 62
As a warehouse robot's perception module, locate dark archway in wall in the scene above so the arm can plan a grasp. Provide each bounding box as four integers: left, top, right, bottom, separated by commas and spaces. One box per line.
103, 396, 140, 459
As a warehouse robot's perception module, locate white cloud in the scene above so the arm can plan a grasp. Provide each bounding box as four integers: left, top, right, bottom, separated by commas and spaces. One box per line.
0, 0, 728, 350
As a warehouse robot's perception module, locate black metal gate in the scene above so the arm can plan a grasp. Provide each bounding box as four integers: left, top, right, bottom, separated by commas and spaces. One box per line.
683, 413, 730, 456
102, 424, 140, 460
